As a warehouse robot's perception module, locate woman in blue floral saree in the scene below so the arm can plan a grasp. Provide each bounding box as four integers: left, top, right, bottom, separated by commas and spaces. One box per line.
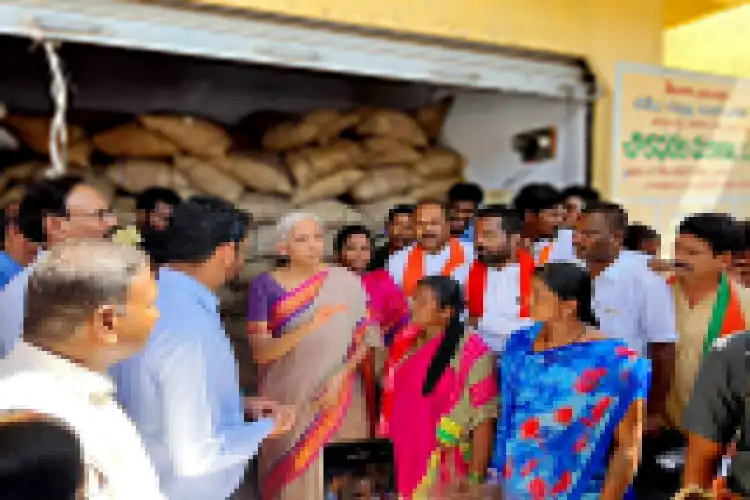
490, 263, 651, 499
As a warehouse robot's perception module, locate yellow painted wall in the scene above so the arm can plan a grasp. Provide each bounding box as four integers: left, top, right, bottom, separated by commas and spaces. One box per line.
187, 0, 664, 195
665, 4, 750, 78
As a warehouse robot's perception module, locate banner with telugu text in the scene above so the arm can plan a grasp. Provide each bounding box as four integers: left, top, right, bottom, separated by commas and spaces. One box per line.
612, 63, 750, 253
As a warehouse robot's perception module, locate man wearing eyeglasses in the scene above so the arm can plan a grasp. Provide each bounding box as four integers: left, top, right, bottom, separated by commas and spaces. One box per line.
0, 175, 117, 358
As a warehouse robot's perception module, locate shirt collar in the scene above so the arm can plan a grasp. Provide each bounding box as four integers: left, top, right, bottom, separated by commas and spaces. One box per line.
597, 251, 629, 282
7, 341, 114, 401
158, 266, 219, 314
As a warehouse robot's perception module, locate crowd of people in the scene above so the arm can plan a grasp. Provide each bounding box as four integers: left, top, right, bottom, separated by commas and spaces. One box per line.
0, 175, 747, 500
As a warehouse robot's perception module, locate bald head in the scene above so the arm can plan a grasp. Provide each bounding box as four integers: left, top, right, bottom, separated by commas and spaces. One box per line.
24, 241, 151, 344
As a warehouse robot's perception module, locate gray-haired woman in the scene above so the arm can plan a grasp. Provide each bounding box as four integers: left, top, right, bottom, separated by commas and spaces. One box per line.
247, 212, 380, 500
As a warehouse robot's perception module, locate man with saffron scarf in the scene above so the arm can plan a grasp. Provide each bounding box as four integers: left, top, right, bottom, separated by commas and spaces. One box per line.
387, 201, 473, 298
454, 205, 533, 354
666, 213, 750, 431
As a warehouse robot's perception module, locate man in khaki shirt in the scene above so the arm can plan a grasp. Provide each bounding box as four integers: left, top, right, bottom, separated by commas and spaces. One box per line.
667, 213, 750, 430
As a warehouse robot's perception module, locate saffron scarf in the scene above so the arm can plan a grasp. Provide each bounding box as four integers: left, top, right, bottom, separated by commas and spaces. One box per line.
517, 249, 535, 318
537, 242, 553, 266
669, 273, 745, 355
466, 260, 488, 320
403, 239, 466, 297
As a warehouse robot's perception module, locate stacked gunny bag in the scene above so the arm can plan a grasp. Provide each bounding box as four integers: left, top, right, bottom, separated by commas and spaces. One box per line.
0, 99, 462, 388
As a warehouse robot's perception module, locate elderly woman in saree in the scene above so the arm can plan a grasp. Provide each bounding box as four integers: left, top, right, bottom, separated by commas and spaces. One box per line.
490, 263, 650, 500
247, 212, 380, 500
379, 275, 498, 499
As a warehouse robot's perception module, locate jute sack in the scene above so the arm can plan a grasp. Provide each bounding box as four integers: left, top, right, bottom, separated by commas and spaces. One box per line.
174, 156, 244, 203
287, 142, 361, 186
300, 199, 364, 228
414, 148, 465, 178
0, 162, 41, 192
0, 185, 26, 208
68, 140, 94, 167
408, 176, 462, 202
358, 195, 417, 228
361, 137, 422, 166
314, 111, 360, 146
3, 115, 86, 153
211, 154, 293, 196
105, 160, 191, 194
254, 224, 278, 257
92, 123, 180, 158
292, 169, 365, 206
5, 113, 94, 166
236, 192, 292, 223
262, 109, 342, 151
356, 109, 428, 147
349, 167, 420, 203
139, 115, 231, 158
414, 97, 453, 142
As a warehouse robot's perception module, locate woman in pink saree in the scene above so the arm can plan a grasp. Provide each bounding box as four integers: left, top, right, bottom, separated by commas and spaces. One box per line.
247, 213, 381, 500
379, 276, 498, 498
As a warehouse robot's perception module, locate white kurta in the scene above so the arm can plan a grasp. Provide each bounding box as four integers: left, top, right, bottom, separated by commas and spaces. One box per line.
387, 240, 474, 289
0, 342, 164, 500
454, 263, 534, 354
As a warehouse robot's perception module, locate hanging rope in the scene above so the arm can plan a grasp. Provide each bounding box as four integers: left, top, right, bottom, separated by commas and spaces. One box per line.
41, 40, 69, 178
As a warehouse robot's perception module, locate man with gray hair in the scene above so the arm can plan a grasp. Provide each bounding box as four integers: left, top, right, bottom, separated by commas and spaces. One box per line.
0, 240, 164, 499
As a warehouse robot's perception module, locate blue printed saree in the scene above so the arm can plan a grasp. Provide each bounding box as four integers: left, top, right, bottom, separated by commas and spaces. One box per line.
491, 322, 651, 499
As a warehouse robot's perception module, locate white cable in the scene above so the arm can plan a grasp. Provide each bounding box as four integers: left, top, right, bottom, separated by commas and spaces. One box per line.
41, 40, 68, 178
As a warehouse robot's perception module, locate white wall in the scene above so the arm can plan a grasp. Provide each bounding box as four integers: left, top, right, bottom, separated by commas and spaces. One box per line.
0, 36, 587, 196
444, 91, 587, 199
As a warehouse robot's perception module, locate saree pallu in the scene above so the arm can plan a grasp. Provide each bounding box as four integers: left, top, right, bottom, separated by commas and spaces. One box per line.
385, 331, 498, 499
491, 323, 651, 500
361, 269, 409, 347
254, 266, 377, 500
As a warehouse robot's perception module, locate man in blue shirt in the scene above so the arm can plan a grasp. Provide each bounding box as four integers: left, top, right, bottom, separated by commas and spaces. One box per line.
0, 203, 37, 288
447, 182, 484, 243
0, 176, 117, 357
111, 196, 294, 500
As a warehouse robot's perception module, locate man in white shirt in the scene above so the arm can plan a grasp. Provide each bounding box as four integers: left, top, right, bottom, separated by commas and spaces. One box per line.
454, 205, 533, 353
513, 183, 577, 265
387, 200, 473, 297
112, 197, 294, 500
574, 201, 677, 430
0, 176, 117, 357
0, 240, 165, 499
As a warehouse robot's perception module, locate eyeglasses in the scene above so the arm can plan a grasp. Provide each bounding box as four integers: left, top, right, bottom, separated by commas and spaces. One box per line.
66, 207, 116, 221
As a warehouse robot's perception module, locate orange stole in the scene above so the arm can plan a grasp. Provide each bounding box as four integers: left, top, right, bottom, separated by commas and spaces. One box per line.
466, 261, 488, 320
517, 249, 535, 318
537, 242, 553, 267
667, 275, 746, 339
402, 239, 466, 297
